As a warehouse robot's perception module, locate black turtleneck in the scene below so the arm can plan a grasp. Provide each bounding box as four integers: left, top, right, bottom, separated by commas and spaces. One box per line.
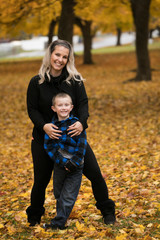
27, 71, 89, 145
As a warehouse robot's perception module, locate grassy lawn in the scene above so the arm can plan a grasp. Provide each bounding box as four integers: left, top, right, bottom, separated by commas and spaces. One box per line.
78, 37, 160, 55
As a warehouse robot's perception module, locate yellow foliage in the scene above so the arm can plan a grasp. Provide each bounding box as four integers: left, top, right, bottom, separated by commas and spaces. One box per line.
116, 233, 128, 240
0, 224, 5, 229
0, 0, 61, 38
75, 221, 85, 232
0, 49, 160, 239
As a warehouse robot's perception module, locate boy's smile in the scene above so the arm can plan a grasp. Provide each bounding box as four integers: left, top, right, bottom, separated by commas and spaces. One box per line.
52, 96, 73, 121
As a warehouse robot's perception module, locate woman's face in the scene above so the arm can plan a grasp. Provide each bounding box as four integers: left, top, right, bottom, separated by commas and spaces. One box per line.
50, 45, 69, 76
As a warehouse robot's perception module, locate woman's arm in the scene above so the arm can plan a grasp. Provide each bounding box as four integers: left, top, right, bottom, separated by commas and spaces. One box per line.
27, 76, 62, 137
67, 121, 83, 137
27, 76, 46, 131
74, 81, 89, 130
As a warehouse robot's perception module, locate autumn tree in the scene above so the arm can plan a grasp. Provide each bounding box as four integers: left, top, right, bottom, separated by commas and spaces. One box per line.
74, 0, 102, 64
0, 0, 61, 40
94, 0, 132, 46
149, 0, 160, 38
75, 17, 93, 64
129, 0, 152, 81
58, 0, 75, 45
57, 0, 94, 63
74, 0, 133, 64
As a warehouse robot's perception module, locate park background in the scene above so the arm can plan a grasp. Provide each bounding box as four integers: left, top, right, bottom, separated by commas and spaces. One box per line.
0, 0, 160, 239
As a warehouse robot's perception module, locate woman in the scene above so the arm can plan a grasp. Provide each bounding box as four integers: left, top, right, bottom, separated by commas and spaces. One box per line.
26, 39, 115, 226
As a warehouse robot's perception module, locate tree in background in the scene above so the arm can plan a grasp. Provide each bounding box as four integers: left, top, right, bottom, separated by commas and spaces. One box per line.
149, 0, 160, 38
0, 0, 159, 74
0, 0, 61, 40
74, 18, 93, 64
74, 0, 100, 64
74, 0, 132, 64
58, 0, 75, 45
130, 0, 152, 81
94, 0, 132, 46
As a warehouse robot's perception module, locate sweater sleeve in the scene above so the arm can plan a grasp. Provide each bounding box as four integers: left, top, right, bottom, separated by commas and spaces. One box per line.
27, 76, 46, 131
69, 131, 87, 167
75, 81, 89, 130
44, 133, 58, 161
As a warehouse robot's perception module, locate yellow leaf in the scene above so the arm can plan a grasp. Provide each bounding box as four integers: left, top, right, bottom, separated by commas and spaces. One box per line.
75, 221, 85, 232
135, 227, 144, 234
141, 165, 147, 170
147, 223, 153, 228
89, 225, 96, 231
34, 225, 45, 233
153, 181, 159, 185
0, 223, 5, 229
119, 229, 127, 234
7, 225, 16, 235
116, 233, 127, 240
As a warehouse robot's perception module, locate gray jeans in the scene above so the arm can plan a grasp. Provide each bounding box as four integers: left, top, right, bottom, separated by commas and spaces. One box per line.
51, 164, 83, 227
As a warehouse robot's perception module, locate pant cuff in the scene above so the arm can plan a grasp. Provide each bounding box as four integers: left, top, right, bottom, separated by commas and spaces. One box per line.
26, 206, 45, 223
96, 199, 115, 216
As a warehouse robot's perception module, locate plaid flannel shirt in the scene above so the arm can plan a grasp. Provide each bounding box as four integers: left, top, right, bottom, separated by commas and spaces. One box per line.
44, 116, 87, 168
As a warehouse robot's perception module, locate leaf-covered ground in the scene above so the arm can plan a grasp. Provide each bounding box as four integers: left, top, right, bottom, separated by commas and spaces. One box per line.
0, 48, 160, 239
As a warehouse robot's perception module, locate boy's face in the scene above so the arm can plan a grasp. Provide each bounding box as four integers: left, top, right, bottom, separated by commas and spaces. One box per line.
51, 96, 73, 121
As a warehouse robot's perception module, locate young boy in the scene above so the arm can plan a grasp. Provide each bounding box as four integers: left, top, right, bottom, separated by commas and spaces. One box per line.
43, 93, 87, 230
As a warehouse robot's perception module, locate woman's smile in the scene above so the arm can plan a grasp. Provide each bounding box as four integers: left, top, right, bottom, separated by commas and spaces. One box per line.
50, 46, 69, 76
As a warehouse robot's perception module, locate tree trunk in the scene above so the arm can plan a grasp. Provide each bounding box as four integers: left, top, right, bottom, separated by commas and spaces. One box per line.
47, 19, 57, 47
130, 0, 152, 81
157, 26, 160, 37
58, 0, 75, 45
75, 17, 93, 64
116, 27, 121, 46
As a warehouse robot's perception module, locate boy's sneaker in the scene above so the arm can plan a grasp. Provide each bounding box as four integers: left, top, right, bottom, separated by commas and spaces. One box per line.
43, 223, 66, 230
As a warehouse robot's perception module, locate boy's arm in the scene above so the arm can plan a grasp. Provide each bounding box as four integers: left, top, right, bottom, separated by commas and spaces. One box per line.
44, 134, 58, 161
44, 133, 69, 165
65, 131, 87, 171
54, 151, 69, 166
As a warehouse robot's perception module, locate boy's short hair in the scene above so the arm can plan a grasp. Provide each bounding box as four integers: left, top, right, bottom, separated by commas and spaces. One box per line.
52, 93, 73, 106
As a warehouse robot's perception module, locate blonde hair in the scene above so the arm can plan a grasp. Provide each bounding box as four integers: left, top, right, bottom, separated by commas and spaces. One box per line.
39, 39, 84, 84
52, 93, 72, 106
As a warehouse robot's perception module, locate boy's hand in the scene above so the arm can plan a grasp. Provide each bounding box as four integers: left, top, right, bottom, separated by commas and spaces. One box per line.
65, 160, 77, 172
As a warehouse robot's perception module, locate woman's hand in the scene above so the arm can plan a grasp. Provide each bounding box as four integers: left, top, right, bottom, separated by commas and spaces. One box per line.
43, 123, 62, 139
67, 121, 83, 137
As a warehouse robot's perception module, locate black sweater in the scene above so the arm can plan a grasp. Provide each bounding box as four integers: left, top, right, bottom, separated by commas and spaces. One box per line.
27, 71, 89, 145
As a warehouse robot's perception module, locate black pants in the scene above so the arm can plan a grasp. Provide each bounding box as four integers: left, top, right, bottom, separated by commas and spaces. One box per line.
28, 139, 111, 217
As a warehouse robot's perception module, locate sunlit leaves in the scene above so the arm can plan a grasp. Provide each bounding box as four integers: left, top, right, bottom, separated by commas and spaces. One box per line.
0, 0, 61, 38
0, 0, 159, 40
0, 49, 160, 239
150, 0, 160, 28
74, 0, 133, 36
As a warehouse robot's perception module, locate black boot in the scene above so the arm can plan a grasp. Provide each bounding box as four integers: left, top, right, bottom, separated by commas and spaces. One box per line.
96, 199, 116, 225
26, 206, 45, 226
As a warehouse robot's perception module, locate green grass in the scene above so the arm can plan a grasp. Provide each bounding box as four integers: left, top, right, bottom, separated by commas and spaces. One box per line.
0, 56, 43, 63
77, 38, 160, 55
0, 38, 159, 62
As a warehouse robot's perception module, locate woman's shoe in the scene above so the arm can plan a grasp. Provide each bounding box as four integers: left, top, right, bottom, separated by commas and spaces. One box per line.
103, 213, 116, 225
29, 219, 40, 226
26, 206, 45, 226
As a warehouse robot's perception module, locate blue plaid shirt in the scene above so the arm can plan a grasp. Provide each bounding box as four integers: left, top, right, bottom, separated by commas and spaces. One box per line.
44, 116, 87, 168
